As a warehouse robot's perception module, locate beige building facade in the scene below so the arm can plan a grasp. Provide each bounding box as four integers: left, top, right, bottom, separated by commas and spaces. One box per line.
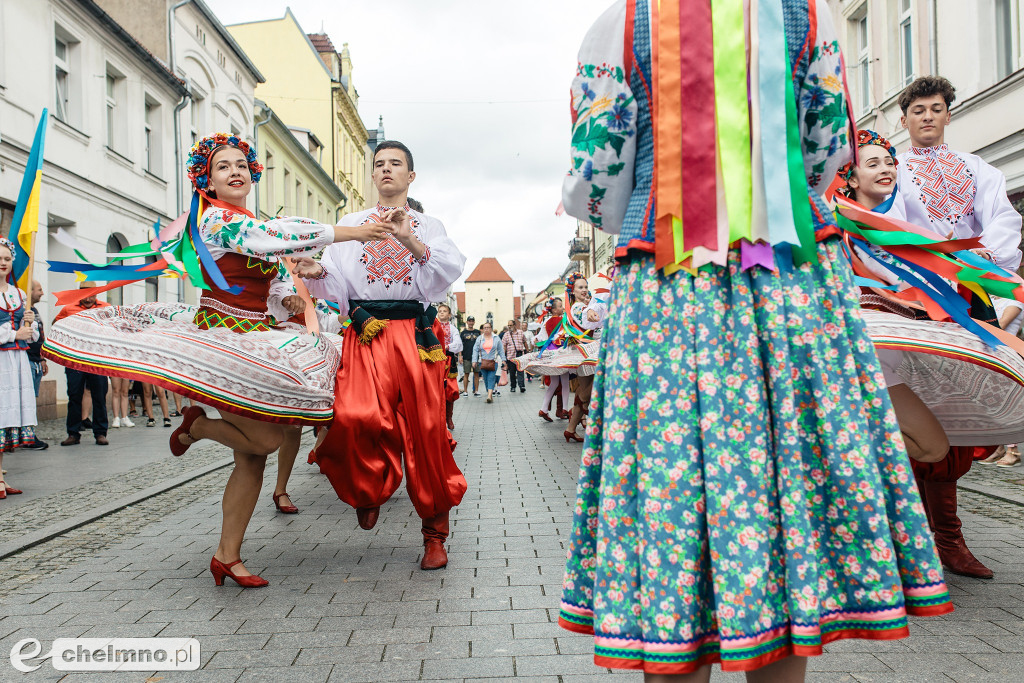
829, 0, 1024, 200
463, 258, 517, 329
229, 11, 371, 212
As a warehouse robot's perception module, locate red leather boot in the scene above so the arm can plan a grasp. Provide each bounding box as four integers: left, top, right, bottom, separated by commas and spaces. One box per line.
420, 512, 450, 570
921, 480, 993, 579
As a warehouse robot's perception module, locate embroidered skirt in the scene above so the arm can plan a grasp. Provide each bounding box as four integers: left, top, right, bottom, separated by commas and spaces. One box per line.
864, 309, 1024, 446
513, 342, 600, 377
43, 303, 339, 425
559, 240, 952, 674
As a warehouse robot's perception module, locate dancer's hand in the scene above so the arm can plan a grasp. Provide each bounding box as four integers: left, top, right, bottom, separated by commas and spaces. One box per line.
22, 310, 35, 325
348, 222, 392, 243
282, 295, 306, 316
586, 310, 599, 322
291, 257, 324, 279
971, 248, 995, 262
381, 208, 426, 259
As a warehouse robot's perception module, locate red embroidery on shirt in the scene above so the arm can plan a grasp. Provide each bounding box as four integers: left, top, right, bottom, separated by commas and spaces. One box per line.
358, 205, 421, 289
906, 145, 976, 227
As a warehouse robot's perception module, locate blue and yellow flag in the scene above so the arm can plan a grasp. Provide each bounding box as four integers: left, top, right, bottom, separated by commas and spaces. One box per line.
10, 109, 48, 290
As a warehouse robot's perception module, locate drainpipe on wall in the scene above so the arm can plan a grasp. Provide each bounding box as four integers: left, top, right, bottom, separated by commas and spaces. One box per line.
253, 103, 273, 218
169, 0, 192, 302
929, 0, 939, 75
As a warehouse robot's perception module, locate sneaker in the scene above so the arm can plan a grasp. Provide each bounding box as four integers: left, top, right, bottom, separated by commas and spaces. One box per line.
122, 417, 135, 428
473, 392, 480, 397
163, 417, 172, 428
146, 418, 156, 427
461, 391, 468, 396
111, 417, 121, 429
22, 439, 49, 450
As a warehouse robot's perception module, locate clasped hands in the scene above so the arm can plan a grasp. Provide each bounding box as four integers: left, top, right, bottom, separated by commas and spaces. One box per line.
292, 208, 419, 280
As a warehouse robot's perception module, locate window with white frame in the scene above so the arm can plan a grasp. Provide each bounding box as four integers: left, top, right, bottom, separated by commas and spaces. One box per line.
144, 96, 163, 175
105, 66, 127, 152
996, 0, 1020, 80
899, 0, 914, 86
53, 26, 80, 125
848, 5, 870, 115
189, 90, 206, 146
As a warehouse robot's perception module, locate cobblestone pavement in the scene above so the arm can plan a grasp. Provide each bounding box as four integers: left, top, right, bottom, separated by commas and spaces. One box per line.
0, 388, 1023, 681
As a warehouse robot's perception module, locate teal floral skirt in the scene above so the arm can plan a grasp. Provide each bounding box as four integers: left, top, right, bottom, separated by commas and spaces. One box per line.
559, 239, 953, 674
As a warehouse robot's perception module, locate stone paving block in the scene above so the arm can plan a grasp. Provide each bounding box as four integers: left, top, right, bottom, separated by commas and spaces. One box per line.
294, 645, 391, 665
78, 622, 169, 638
517, 654, 605, 677
316, 616, 397, 632
348, 626, 431, 645
431, 623, 512, 642
393, 611, 471, 628
363, 599, 439, 616
806, 654, 892, 672
472, 637, 558, 657
471, 608, 549, 626
235, 616, 320, 634
905, 635, 1000, 653
851, 674, 955, 682
872, 654, 987, 674
235, 665, 333, 682
963, 653, 1024, 674
382, 639, 470, 661
421, 655, 514, 679
325, 660, 423, 682
206, 646, 301, 669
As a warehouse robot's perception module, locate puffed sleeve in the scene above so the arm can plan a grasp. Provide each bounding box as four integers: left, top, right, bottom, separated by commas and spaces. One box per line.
315, 301, 344, 335
301, 243, 353, 316
580, 300, 608, 331
561, 1, 636, 234
199, 207, 334, 260
412, 214, 466, 303
267, 263, 299, 322
974, 159, 1023, 271
798, 2, 853, 196
0, 319, 15, 344
448, 323, 463, 354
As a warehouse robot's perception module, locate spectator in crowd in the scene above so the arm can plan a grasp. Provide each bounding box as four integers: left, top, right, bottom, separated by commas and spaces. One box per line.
142, 383, 173, 428
460, 316, 482, 396
55, 284, 110, 446
22, 280, 49, 450
472, 322, 506, 404
502, 316, 528, 393
521, 320, 536, 383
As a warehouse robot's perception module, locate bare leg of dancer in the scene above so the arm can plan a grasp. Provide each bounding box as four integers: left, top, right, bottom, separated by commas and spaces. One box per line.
214, 450, 268, 577
567, 375, 594, 435
273, 426, 302, 509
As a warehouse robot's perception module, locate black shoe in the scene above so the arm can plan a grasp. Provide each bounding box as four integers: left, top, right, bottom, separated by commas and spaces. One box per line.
163, 418, 172, 428
22, 439, 49, 450
81, 418, 93, 430
520, 387, 526, 393
146, 418, 156, 427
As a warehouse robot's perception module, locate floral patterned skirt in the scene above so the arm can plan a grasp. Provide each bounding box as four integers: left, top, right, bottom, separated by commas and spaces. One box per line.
559, 240, 953, 674
1, 426, 36, 451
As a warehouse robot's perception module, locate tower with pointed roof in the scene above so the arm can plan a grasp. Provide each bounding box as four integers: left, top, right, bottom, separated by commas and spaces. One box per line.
463, 258, 517, 329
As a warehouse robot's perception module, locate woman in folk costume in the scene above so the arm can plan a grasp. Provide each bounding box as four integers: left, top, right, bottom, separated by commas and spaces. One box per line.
834, 131, 1024, 578
532, 297, 573, 422
0, 238, 33, 498
566, 271, 612, 441
44, 133, 389, 587
515, 273, 600, 440
436, 303, 463, 430
558, 1, 953, 679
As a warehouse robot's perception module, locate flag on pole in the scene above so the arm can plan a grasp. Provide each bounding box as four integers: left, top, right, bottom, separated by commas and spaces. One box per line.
9, 108, 49, 290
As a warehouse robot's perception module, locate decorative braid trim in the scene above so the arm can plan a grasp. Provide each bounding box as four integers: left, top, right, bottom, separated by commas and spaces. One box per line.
415, 245, 431, 266
194, 309, 272, 333
309, 265, 330, 281
199, 297, 267, 321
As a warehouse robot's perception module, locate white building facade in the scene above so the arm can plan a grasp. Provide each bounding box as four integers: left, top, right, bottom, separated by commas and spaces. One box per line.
829, 0, 1024, 204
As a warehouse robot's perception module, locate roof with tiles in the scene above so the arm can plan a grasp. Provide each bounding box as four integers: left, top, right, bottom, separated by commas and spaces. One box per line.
465, 258, 513, 283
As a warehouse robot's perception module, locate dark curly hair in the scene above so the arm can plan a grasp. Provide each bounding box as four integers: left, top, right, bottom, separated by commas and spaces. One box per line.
898, 76, 956, 114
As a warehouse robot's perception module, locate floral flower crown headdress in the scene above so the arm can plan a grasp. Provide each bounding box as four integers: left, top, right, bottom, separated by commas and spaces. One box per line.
836, 129, 898, 187
186, 133, 263, 191
565, 271, 585, 296
0, 237, 15, 254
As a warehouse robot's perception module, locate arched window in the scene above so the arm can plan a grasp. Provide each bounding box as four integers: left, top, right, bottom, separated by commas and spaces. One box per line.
106, 234, 127, 305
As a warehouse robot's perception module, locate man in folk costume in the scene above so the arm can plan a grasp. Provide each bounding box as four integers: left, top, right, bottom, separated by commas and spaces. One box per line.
294, 141, 467, 570
897, 76, 1023, 579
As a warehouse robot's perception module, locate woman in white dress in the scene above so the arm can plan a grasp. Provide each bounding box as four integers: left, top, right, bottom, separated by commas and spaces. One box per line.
0, 237, 34, 498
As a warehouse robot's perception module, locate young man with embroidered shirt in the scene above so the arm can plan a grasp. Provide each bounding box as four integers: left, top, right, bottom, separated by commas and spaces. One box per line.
897, 75, 1023, 580
292, 141, 467, 570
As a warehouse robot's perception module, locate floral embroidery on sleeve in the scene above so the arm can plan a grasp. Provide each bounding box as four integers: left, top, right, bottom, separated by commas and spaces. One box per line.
799, 39, 852, 194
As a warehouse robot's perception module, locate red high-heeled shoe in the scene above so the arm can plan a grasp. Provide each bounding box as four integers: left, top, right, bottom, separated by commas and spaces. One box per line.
170, 406, 205, 457
557, 409, 571, 420
564, 430, 584, 443
538, 410, 553, 422
210, 556, 269, 587
272, 492, 299, 514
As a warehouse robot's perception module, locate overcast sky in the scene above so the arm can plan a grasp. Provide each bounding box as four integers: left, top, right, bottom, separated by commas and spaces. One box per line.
206, 0, 608, 294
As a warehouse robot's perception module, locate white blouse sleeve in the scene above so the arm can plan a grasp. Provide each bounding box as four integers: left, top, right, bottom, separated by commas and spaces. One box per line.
412, 214, 466, 303
975, 159, 1023, 271
0, 320, 16, 344
301, 243, 353, 316
561, 1, 636, 234
580, 300, 608, 331
315, 302, 344, 335
199, 207, 334, 260
266, 264, 299, 322
448, 322, 463, 354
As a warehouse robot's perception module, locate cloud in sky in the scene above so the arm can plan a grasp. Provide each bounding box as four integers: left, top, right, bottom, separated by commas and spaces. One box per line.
205, 0, 611, 294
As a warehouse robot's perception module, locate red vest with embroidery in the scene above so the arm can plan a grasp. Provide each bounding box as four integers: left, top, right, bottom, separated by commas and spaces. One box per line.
194, 253, 277, 333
